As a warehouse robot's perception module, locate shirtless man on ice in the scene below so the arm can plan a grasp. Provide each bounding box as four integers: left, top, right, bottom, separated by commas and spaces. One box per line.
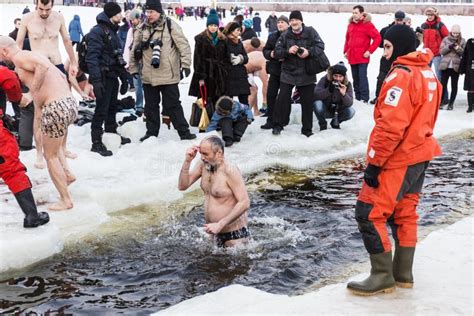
178, 136, 251, 247
0, 36, 77, 211
16, 0, 78, 168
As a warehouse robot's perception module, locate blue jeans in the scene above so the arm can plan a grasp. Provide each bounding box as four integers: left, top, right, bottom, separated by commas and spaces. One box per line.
133, 75, 144, 112
351, 63, 369, 102
431, 55, 448, 102
313, 100, 355, 127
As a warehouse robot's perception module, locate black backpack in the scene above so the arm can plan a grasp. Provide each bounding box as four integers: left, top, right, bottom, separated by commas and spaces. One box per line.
77, 24, 111, 74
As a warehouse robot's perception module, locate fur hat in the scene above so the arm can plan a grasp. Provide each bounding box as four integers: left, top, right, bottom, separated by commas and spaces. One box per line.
277, 15, 289, 25
332, 62, 347, 76
224, 22, 241, 36
289, 10, 303, 22
145, 0, 163, 14
207, 9, 219, 26
424, 7, 438, 17
216, 96, 234, 115
104, 2, 122, 18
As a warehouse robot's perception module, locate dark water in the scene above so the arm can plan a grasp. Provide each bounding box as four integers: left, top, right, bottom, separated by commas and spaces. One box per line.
0, 137, 472, 314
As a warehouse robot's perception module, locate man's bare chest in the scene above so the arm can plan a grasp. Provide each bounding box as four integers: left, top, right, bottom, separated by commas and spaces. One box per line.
28, 19, 60, 41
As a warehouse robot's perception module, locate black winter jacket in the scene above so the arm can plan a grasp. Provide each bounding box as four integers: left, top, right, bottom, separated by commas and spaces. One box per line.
253, 16, 262, 33
189, 30, 229, 98
265, 15, 278, 33
459, 38, 474, 91
314, 65, 354, 109
85, 12, 125, 83
225, 39, 250, 96
274, 25, 325, 86
263, 30, 282, 76
241, 28, 258, 41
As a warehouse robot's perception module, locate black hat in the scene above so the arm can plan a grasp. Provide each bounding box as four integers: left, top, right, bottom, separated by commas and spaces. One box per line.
224, 22, 241, 36
145, 0, 163, 13
332, 62, 347, 76
289, 10, 303, 22
277, 15, 289, 25
104, 2, 122, 18
394, 11, 406, 20
384, 24, 417, 63
216, 96, 234, 115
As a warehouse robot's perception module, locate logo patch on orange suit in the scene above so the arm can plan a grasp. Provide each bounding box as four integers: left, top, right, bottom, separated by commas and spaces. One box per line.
384, 87, 403, 107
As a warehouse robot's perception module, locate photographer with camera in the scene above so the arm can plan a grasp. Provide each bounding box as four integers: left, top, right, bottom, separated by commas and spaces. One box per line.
313, 62, 354, 131
272, 10, 325, 137
86, 2, 131, 157
129, 0, 195, 142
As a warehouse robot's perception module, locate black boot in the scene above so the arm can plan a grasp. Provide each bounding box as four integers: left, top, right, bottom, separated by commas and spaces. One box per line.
180, 130, 197, 140
447, 103, 453, 111
140, 132, 157, 142
319, 123, 327, 131
14, 188, 49, 228
347, 252, 396, 295
393, 246, 416, 288
91, 130, 113, 156
272, 126, 282, 135
105, 125, 131, 145
260, 121, 273, 129
467, 92, 474, 113
119, 135, 131, 145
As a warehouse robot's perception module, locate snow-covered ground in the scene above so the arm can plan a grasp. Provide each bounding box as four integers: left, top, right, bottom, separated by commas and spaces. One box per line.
0, 4, 473, 312
156, 215, 474, 315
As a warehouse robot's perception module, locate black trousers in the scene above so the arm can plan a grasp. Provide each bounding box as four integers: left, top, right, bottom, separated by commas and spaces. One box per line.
265, 74, 281, 124
91, 77, 119, 134
220, 117, 248, 142
18, 103, 34, 147
143, 83, 190, 136
375, 70, 387, 99
230, 94, 249, 106
273, 82, 314, 134
441, 69, 460, 105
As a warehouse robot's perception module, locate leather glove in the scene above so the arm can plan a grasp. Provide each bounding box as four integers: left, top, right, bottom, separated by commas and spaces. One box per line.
364, 164, 382, 188
120, 80, 129, 95
92, 82, 105, 100
181, 68, 191, 78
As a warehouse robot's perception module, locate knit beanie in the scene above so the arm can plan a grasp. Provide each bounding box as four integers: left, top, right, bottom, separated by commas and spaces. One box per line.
216, 96, 234, 115
145, 0, 163, 14
207, 9, 219, 26
289, 10, 303, 22
384, 24, 417, 63
277, 15, 289, 25
332, 62, 347, 76
451, 24, 461, 34
129, 9, 141, 20
243, 19, 253, 29
104, 2, 122, 18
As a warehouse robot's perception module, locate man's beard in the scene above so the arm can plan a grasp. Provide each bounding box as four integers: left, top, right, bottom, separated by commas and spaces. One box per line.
204, 162, 216, 173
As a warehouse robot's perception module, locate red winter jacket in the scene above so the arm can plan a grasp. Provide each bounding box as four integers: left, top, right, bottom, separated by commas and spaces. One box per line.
0, 66, 22, 106
343, 13, 381, 65
421, 17, 449, 57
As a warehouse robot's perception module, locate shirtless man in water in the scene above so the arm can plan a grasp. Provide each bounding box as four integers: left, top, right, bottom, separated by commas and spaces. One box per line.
245, 51, 268, 116
178, 136, 251, 247
0, 36, 78, 211
16, 0, 78, 168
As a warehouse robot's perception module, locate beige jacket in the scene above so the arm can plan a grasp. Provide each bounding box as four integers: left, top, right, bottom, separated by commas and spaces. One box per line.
129, 16, 191, 86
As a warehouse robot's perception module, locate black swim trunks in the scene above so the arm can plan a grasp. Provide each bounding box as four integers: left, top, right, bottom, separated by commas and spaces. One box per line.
55, 64, 67, 75
215, 227, 250, 248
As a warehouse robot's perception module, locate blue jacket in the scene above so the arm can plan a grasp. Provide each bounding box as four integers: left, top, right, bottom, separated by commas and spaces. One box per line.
68, 15, 83, 43
206, 101, 254, 132
85, 12, 125, 83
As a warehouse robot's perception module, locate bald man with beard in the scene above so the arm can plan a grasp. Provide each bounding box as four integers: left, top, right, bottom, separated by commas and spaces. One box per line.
245, 50, 268, 116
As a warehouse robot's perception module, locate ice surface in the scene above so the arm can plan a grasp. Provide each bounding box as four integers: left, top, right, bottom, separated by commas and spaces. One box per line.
0, 4, 472, 276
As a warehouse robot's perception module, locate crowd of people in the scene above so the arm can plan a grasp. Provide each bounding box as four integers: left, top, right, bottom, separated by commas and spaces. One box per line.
0, 0, 473, 296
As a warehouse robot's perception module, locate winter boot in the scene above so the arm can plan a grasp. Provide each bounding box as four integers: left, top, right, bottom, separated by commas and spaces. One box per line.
260, 121, 273, 130
347, 252, 396, 296
91, 130, 113, 156
319, 123, 327, 131
393, 246, 416, 288
467, 93, 474, 113
272, 126, 282, 135
447, 103, 454, 111
180, 130, 197, 140
14, 188, 50, 228
104, 125, 131, 145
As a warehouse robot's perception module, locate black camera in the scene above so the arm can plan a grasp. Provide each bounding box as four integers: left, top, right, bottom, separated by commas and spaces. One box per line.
332, 81, 341, 88
113, 48, 127, 67
150, 39, 163, 69
296, 47, 304, 55
415, 26, 423, 34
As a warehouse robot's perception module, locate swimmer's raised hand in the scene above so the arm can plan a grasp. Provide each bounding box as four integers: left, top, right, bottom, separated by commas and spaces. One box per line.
185, 145, 199, 162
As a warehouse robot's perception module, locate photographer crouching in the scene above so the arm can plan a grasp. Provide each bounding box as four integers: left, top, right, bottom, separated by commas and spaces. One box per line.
313, 62, 355, 130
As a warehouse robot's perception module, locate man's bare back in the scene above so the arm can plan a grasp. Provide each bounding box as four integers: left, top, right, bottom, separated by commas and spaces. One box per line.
13, 50, 71, 108
245, 51, 266, 74
19, 11, 65, 65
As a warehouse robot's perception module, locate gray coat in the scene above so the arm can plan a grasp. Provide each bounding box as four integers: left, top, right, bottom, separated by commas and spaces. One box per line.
439, 35, 466, 73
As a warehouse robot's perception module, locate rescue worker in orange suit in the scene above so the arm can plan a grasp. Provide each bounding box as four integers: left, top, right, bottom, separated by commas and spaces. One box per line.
0, 65, 49, 228
347, 25, 442, 296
